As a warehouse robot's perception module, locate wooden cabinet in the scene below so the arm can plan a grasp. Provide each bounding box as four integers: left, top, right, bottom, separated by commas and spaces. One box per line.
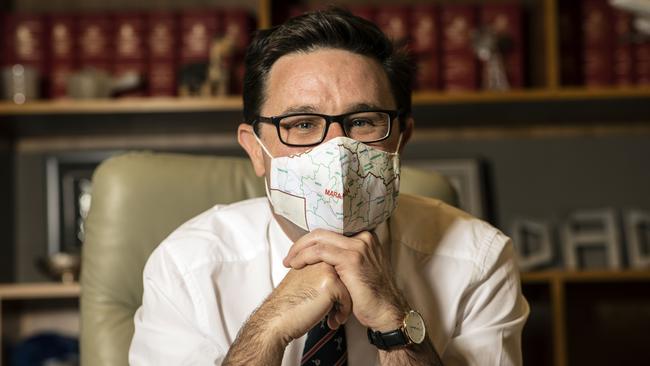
0, 283, 80, 365
1, 1, 649, 366
521, 271, 650, 366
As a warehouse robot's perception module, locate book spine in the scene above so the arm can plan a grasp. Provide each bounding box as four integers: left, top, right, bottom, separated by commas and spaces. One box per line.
440, 5, 478, 91
223, 8, 254, 94
375, 5, 410, 46
78, 14, 113, 72
147, 12, 178, 96
636, 41, 650, 85
559, 0, 583, 86
48, 14, 77, 98
4, 14, 46, 73
179, 9, 221, 64
113, 12, 146, 96
410, 5, 439, 91
612, 9, 635, 86
582, 0, 613, 86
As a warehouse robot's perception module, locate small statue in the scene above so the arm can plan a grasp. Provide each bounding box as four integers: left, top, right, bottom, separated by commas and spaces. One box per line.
178, 35, 235, 97
205, 35, 235, 96
472, 27, 511, 91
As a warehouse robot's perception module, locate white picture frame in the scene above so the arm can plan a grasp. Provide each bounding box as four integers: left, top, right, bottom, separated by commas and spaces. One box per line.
407, 159, 486, 219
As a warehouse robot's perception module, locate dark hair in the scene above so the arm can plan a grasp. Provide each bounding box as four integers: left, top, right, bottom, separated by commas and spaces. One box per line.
242, 7, 414, 127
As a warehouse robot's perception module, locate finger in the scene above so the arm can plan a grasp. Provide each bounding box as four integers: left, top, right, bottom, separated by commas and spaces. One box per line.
284, 229, 367, 267
284, 230, 344, 266
352, 231, 376, 247
327, 307, 340, 329
287, 243, 352, 269
331, 280, 352, 326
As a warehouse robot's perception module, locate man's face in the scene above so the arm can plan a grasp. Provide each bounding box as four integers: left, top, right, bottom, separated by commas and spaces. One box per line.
239, 48, 412, 178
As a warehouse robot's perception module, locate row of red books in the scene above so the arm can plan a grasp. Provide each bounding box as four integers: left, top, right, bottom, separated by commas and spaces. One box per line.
290, 3, 526, 91
0, 8, 255, 98
560, 0, 650, 86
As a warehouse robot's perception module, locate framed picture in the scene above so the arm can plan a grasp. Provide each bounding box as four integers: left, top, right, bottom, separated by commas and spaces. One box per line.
45, 151, 117, 255
407, 159, 487, 220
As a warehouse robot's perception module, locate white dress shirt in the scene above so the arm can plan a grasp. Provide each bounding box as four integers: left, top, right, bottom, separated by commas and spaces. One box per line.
129, 195, 529, 365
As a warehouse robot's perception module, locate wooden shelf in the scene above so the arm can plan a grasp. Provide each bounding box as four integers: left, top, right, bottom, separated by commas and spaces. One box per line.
0, 96, 243, 115
413, 87, 650, 104
0, 282, 80, 300
522, 269, 650, 284
0, 270, 645, 301
1, 87, 649, 116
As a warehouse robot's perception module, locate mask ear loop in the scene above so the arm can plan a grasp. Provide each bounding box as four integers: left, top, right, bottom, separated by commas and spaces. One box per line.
392, 133, 403, 176
393, 133, 403, 155
254, 132, 274, 158
252, 133, 276, 201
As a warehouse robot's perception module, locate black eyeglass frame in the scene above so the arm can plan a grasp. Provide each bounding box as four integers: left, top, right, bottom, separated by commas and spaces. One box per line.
251, 109, 404, 147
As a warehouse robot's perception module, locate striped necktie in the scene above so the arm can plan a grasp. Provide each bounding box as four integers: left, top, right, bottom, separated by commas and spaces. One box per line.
301, 317, 347, 366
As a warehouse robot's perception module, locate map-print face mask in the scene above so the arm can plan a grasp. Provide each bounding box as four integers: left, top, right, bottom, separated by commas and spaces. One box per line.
256, 135, 401, 235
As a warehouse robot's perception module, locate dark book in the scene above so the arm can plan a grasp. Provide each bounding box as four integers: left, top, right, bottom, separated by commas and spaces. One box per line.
2, 13, 46, 73
223, 8, 254, 51
114, 13, 146, 62
582, 0, 613, 86
113, 13, 146, 96
440, 5, 478, 91
636, 41, 650, 85
179, 9, 221, 64
49, 63, 75, 99
413, 51, 439, 91
612, 9, 635, 86
480, 3, 524, 88
48, 14, 77, 98
375, 5, 410, 46
49, 14, 77, 63
411, 5, 439, 53
223, 8, 255, 94
78, 14, 113, 72
558, 0, 583, 85
147, 12, 178, 96
410, 5, 439, 91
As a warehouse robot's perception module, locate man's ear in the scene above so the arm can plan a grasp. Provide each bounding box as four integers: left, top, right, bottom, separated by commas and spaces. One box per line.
238, 123, 266, 177
399, 117, 414, 154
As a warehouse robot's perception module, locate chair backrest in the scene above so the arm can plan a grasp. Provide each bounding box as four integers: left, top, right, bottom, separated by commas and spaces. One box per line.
80, 152, 456, 366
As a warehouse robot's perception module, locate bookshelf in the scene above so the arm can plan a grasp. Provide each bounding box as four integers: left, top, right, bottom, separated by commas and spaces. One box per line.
520, 270, 650, 366
0, 0, 647, 116
0, 87, 649, 116
1, 1, 649, 366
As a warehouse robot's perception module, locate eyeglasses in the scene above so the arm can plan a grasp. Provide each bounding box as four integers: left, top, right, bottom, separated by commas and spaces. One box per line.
252, 109, 402, 147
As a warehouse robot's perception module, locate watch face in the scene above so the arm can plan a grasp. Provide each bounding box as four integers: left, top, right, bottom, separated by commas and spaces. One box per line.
404, 311, 426, 344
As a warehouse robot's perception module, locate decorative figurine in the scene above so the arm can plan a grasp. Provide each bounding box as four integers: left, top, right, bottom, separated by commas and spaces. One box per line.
472, 27, 511, 91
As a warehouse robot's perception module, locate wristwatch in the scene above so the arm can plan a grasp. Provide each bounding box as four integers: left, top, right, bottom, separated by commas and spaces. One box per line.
367, 310, 426, 350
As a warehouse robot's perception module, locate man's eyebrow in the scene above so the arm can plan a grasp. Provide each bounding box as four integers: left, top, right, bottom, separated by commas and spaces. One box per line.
280, 105, 319, 114
279, 103, 387, 115
346, 103, 384, 112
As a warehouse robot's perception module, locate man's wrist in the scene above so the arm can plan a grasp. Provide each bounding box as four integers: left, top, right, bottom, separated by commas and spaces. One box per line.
369, 303, 407, 332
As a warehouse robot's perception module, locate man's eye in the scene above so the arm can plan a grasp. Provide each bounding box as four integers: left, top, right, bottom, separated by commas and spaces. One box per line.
295, 121, 315, 129
281, 117, 321, 131
350, 118, 374, 127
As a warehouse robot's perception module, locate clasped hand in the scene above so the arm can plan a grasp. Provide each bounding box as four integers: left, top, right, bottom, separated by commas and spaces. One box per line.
283, 229, 405, 333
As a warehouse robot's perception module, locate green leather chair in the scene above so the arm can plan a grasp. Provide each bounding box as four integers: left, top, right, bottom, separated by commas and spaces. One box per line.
80, 151, 457, 366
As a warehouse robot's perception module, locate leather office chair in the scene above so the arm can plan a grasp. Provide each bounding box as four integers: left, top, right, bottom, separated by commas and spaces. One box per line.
80, 151, 457, 366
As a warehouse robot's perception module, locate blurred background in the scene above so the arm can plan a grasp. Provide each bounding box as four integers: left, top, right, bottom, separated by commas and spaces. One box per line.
1, 0, 649, 365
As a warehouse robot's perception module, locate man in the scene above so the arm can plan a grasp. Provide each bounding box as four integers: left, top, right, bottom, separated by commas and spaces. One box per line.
129, 8, 528, 366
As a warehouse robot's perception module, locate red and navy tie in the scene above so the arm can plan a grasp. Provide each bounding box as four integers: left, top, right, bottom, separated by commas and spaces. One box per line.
301, 317, 347, 366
